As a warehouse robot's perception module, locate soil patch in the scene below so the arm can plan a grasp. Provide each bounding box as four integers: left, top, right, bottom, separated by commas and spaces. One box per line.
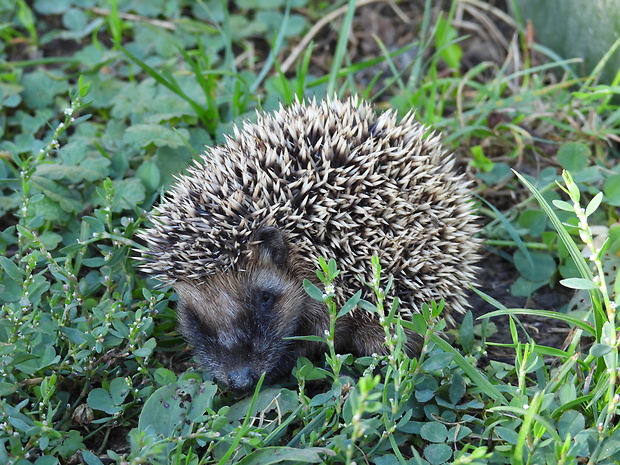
471, 250, 575, 362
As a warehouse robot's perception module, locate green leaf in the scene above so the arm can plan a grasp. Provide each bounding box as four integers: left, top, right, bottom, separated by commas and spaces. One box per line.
337, 290, 361, 318
81, 450, 105, 465
552, 199, 574, 212
469, 145, 494, 172
136, 160, 161, 193
415, 389, 435, 403
448, 373, 465, 405
39, 231, 63, 250
476, 162, 512, 186
558, 410, 585, 441
409, 313, 427, 333
373, 455, 402, 465
82, 216, 105, 234
87, 388, 119, 415
594, 237, 611, 262
495, 426, 519, 444
585, 192, 603, 217
62, 8, 88, 32
420, 422, 448, 443
34, 0, 70, 14
427, 328, 507, 404
108, 179, 146, 212
32, 456, 59, 465
560, 278, 598, 290
14, 344, 58, 374
303, 279, 325, 302
56, 429, 85, 459
598, 427, 620, 460
513, 249, 556, 282
423, 443, 452, 465
564, 171, 581, 203
448, 425, 472, 442
0, 256, 23, 282
58, 327, 87, 345
154, 368, 176, 386
458, 311, 474, 353
133, 337, 156, 357
20, 70, 68, 109
435, 13, 462, 69
557, 142, 591, 172
237, 446, 333, 465
0, 277, 23, 302
517, 209, 548, 237
604, 173, 620, 206
124, 124, 190, 149
109, 378, 130, 406
30, 176, 83, 213
0, 382, 18, 396
421, 353, 454, 371
138, 379, 217, 436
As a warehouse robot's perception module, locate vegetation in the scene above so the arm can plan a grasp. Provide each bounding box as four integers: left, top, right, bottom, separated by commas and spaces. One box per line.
1, 0, 620, 464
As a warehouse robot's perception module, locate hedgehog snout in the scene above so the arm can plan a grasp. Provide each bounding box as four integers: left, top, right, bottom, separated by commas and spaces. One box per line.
199, 336, 297, 392
226, 366, 260, 393
191, 332, 280, 392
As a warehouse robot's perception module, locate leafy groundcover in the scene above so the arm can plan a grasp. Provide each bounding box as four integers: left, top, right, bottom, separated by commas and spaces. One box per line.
2, 0, 620, 464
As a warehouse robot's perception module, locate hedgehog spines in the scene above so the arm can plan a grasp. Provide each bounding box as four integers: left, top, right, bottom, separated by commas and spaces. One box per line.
140, 95, 480, 326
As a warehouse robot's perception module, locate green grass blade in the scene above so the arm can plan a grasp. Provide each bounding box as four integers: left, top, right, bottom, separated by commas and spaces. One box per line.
295, 40, 314, 98
175, 46, 219, 132
327, 0, 356, 96
407, 0, 433, 89
471, 286, 507, 310
513, 170, 601, 315
584, 37, 620, 89
216, 374, 266, 465
119, 44, 187, 102
512, 171, 591, 278
250, 0, 291, 93
373, 35, 405, 92
482, 308, 595, 336
550, 394, 594, 418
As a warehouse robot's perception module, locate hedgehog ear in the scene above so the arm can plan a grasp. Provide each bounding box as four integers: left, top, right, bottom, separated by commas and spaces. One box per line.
253, 226, 289, 268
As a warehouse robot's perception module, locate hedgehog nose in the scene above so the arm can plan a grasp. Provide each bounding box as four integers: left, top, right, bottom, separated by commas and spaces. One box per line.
228, 367, 259, 392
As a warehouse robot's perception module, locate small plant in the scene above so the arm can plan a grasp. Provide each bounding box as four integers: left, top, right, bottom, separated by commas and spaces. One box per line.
477, 167, 620, 464
0, 78, 171, 463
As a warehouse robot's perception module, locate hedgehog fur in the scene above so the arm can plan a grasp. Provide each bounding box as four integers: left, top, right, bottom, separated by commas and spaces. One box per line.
139, 97, 480, 392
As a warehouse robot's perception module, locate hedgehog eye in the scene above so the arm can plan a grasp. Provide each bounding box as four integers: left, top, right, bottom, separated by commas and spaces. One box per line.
255, 290, 276, 313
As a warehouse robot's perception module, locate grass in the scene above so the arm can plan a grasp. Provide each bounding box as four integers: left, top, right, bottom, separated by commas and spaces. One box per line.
1, 0, 620, 464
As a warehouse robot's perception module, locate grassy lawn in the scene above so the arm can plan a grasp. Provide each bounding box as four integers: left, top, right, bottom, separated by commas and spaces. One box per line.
1, 0, 620, 464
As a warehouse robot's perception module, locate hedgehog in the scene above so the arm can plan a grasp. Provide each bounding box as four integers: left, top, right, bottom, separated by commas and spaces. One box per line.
139, 97, 480, 392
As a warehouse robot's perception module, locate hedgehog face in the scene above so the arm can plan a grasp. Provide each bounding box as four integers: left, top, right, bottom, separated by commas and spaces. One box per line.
174, 227, 325, 392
